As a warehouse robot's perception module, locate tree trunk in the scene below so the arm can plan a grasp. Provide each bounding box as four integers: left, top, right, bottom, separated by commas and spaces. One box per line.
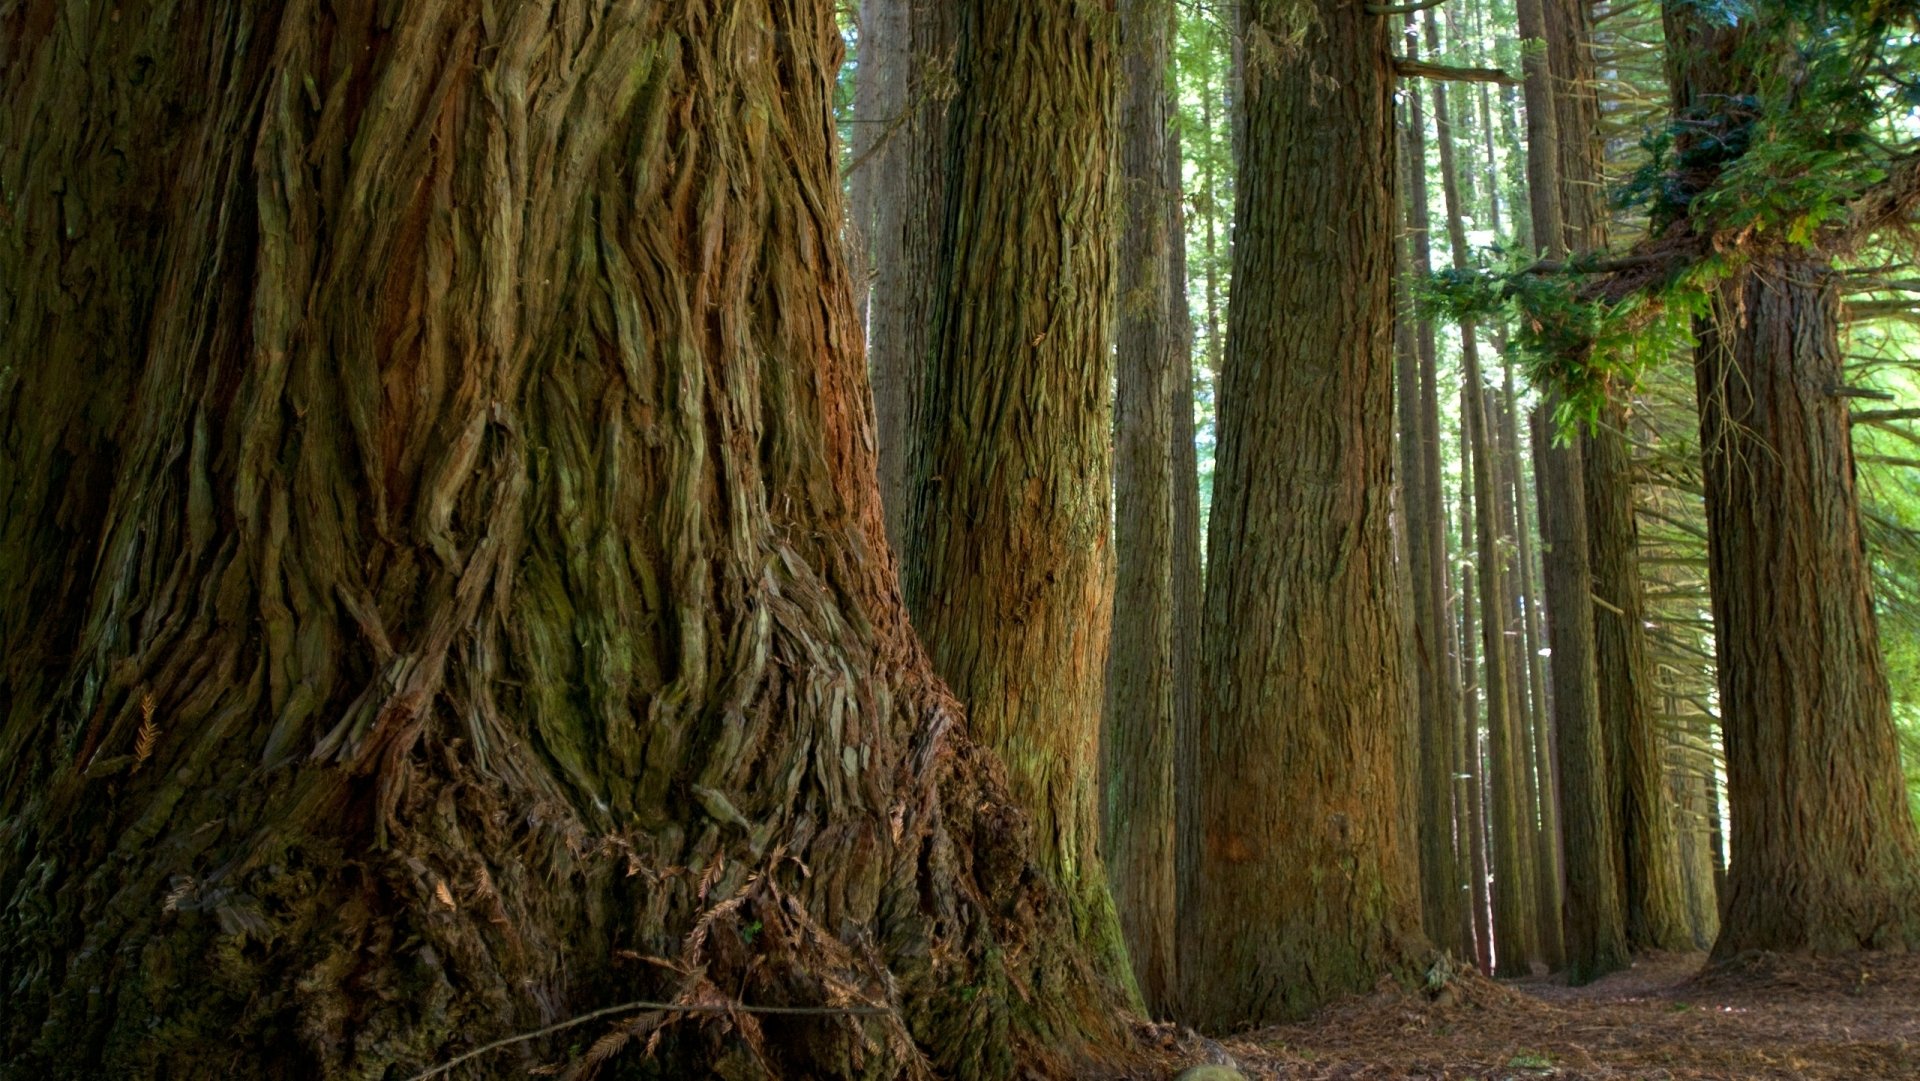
0, 3, 1129, 1077
1428, 8, 1535, 974
1586, 413, 1694, 951
904, 0, 1134, 995
1460, 437, 1496, 973
1104, 0, 1181, 1015
1178, 0, 1424, 1027
1398, 15, 1468, 962
1696, 263, 1920, 956
1546, 0, 1694, 956
865, 0, 956, 554
1671, 698, 1724, 948
1663, 7, 1920, 959
1532, 410, 1631, 985
1501, 367, 1565, 971
1167, 118, 1207, 994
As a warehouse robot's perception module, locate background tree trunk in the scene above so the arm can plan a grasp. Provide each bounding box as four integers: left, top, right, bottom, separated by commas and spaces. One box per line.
903, 0, 1134, 995
1105, 0, 1182, 1015
1518, 0, 1625, 982
0, 3, 1128, 1076
1398, 17, 1469, 962
1533, 410, 1632, 985
1428, 9, 1536, 973
1178, 0, 1425, 1027
1545, 0, 1694, 955
864, 0, 956, 554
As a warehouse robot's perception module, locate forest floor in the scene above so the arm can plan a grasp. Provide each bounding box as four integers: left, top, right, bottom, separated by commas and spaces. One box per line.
1139, 950, 1920, 1079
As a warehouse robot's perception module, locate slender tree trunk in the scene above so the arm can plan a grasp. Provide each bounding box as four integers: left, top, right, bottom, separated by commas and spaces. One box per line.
1532, 411, 1632, 984
1168, 113, 1208, 1016
1518, 0, 1629, 981
1543, 0, 1695, 955
848, 0, 905, 326
1179, 0, 1424, 1026
1587, 412, 1694, 951
1460, 433, 1496, 973
904, 0, 1134, 993
1663, 8, 1920, 958
1400, 17, 1468, 961
866, 0, 957, 553
1428, 9, 1535, 975
1105, 0, 1181, 1014
1671, 698, 1724, 948
0, 3, 1132, 1077
1502, 367, 1565, 971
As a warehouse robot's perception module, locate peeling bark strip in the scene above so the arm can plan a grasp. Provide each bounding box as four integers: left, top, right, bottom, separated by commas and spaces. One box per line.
1177, 0, 1426, 1029
0, 3, 1129, 1076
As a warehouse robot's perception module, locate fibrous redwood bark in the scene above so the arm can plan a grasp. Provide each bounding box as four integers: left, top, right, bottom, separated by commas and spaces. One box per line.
1531, 409, 1631, 985
0, 3, 1127, 1077
1104, 0, 1182, 1015
1178, 0, 1425, 1027
1661, 6, 1920, 960
1695, 264, 1920, 955
903, 0, 1134, 996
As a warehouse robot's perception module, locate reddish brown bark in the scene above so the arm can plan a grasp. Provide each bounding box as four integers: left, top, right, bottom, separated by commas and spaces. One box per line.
1178, 0, 1425, 1027
0, 3, 1129, 1076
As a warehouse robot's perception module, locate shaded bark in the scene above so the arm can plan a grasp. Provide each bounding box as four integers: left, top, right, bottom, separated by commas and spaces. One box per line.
1586, 413, 1694, 951
1178, 0, 1425, 1027
0, 3, 1132, 1078
1104, 0, 1181, 1015
904, 0, 1134, 995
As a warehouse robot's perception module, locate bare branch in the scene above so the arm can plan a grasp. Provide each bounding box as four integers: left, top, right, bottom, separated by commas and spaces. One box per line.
1393, 58, 1519, 85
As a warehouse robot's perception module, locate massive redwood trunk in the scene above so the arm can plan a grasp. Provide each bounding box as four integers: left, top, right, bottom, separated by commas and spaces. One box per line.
1661, 5, 1920, 959
1177, 0, 1425, 1028
901, 0, 1133, 997
1696, 262, 1920, 956
0, 3, 1128, 1077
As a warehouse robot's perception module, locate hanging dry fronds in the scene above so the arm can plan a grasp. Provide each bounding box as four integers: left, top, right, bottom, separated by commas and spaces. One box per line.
132, 691, 160, 772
